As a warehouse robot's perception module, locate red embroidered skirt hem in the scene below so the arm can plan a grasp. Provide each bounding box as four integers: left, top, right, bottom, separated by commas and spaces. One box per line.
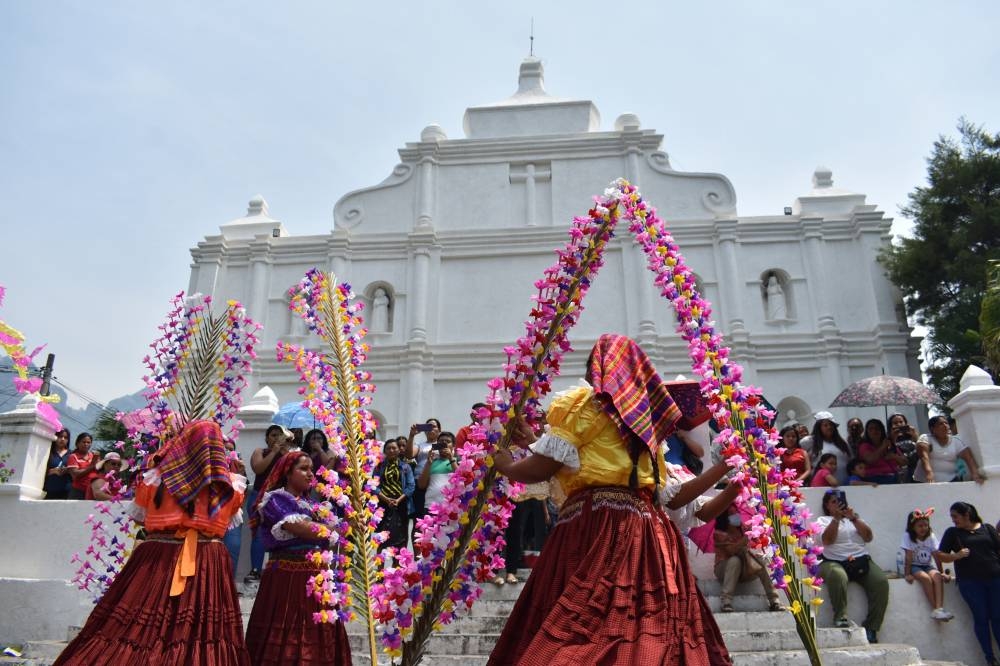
54, 539, 249, 666
487, 486, 732, 666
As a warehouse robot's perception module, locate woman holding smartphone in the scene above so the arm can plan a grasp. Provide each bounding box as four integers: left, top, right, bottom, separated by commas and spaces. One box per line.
814, 489, 889, 643
417, 431, 457, 512
406, 418, 442, 544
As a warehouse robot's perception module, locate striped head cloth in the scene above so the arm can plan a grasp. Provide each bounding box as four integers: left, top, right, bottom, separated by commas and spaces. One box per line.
248, 450, 312, 531
153, 419, 233, 517
585, 334, 681, 456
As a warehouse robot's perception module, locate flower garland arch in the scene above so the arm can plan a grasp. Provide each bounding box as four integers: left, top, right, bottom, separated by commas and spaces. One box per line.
359, 179, 823, 665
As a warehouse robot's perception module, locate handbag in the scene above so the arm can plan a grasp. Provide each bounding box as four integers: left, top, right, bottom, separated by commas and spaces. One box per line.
839, 554, 871, 581
739, 549, 765, 582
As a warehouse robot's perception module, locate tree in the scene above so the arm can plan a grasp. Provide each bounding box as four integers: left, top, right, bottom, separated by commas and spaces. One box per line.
880, 119, 1000, 400
92, 408, 127, 444
981, 259, 1000, 376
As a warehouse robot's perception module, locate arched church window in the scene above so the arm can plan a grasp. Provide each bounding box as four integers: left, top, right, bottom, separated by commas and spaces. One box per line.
759, 269, 794, 322
775, 397, 811, 430
287, 294, 307, 337
367, 409, 388, 441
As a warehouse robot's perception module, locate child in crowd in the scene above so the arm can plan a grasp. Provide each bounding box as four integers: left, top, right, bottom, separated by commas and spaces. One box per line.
901, 508, 953, 621
810, 453, 840, 487
847, 459, 878, 487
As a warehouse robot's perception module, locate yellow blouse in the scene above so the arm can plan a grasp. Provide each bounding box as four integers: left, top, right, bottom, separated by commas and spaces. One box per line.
546, 385, 666, 497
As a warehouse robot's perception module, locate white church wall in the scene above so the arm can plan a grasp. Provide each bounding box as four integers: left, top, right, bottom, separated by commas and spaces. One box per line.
437, 163, 512, 229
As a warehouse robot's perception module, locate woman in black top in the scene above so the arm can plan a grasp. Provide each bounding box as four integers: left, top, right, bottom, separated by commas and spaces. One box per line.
936, 502, 1000, 666
43, 428, 73, 499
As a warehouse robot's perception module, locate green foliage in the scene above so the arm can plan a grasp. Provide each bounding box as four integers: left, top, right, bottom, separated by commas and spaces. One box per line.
981, 260, 1000, 375
92, 408, 127, 444
880, 119, 1000, 400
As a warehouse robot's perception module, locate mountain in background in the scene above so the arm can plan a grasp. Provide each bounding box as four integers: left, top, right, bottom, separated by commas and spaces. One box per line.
0, 356, 145, 436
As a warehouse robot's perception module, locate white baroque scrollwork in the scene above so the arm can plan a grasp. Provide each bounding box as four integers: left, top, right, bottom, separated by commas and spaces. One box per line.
333, 162, 416, 230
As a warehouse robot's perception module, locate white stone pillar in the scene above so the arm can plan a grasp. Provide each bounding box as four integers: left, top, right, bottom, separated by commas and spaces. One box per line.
409, 245, 431, 343
524, 164, 538, 227
403, 352, 427, 432
800, 218, 837, 333
246, 239, 271, 326
0, 394, 59, 499
948, 366, 1000, 476
189, 251, 222, 298
415, 125, 443, 230
621, 132, 656, 342
328, 230, 350, 279
714, 219, 747, 340
235, 385, 280, 468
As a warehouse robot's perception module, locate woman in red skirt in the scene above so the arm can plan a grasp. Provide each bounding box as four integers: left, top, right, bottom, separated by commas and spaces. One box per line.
490, 334, 733, 666
245, 451, 352, 665
54, 420, 250, 665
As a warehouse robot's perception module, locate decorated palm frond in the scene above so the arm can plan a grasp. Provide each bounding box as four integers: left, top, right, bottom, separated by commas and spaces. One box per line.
277, 270, 382, 666
72, 292, 260, 601
142, 293, 260, 441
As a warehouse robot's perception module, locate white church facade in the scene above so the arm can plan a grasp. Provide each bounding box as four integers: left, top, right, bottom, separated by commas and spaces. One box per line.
187, 57, 920, 437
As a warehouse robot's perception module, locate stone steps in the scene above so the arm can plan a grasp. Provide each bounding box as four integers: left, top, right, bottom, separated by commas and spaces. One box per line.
22, 573, 965, 666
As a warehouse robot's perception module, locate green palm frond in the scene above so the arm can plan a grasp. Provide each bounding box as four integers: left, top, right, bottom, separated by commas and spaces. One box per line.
172, 312, 226, 425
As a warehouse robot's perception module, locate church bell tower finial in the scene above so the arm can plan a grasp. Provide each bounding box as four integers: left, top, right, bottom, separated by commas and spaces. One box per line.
529, 17, 534, 57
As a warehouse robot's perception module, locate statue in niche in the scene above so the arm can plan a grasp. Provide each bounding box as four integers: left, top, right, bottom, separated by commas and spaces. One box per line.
765, 274, 787, 320
372, 287, 390, 333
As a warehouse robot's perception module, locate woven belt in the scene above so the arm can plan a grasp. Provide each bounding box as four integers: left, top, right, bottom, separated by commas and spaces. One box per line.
144, 532, 224, 544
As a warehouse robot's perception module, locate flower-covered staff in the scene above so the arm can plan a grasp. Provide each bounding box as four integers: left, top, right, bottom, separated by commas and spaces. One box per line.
55, 420, 250, 665
620, 179, 824, 662
245, 451, 352, 665
489, 334, 733, 665
276, 270, 383, 666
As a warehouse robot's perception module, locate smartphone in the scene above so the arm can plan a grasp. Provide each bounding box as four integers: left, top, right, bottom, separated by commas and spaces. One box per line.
833, 489, 848, 508
415, 423, 434, 433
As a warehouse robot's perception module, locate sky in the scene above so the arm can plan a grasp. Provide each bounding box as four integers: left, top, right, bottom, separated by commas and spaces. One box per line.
2, 1, 998, 410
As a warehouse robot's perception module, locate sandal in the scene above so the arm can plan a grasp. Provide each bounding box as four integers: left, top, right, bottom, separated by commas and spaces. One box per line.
768, 601, 783, 612
720, 602, 734, 613
505, 573, 518, 584
491, 576, 505, 586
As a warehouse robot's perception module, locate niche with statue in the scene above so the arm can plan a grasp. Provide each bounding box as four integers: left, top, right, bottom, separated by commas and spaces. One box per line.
759, 269, 795, 323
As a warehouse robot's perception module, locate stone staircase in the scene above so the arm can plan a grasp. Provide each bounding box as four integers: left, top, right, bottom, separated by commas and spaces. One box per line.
4, 574, 965, 665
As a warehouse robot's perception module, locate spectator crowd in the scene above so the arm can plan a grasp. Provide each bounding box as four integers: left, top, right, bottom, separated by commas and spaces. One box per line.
35, 403, 1000, 666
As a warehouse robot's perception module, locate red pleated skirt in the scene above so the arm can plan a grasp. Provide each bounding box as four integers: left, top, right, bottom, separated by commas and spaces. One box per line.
54, 539, 250, 666
488, 486, 732, 666
245, 551, 352, 665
